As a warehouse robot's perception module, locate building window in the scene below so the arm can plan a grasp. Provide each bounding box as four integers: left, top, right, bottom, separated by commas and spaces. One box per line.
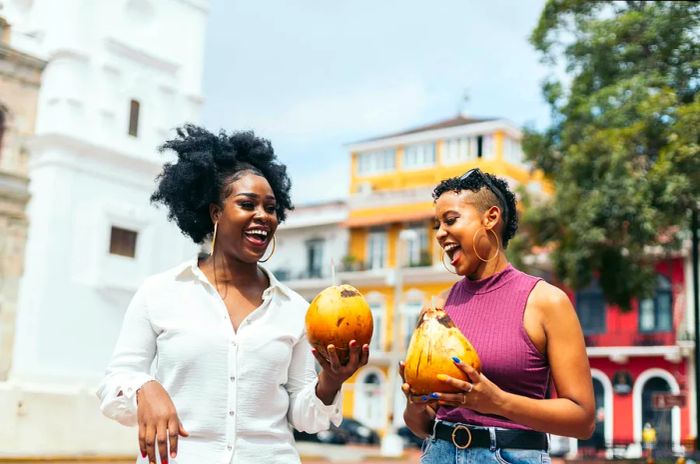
443, 137, 477, 165
402, 300, 423, 351
369, 301, 384, 352
403, 143, 435, 169
306, 239, 324, 278
639, 275, 673, 333
482, 134, 494, 159
357, 149, 395, 176
128, 99, 140, 137
404, 224, 429, 267
575, 280, 606, 335
504, 136, 523, 165
109, 226, 138, 258
367, 229, 387, 270
0, 107, 5, 154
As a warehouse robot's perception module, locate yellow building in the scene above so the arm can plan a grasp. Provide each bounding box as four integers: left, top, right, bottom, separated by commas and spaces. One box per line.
337, 115, 547, 433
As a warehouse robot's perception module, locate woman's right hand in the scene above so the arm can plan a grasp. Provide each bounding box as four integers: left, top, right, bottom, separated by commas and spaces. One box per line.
399, 361, 437, 439
136, 381, 189, 464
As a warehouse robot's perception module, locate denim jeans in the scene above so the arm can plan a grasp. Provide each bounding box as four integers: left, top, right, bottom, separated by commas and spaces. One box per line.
420, 423, 552, 464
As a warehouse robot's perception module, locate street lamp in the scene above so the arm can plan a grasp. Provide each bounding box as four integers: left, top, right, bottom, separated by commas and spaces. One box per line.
381, 228, 418, 456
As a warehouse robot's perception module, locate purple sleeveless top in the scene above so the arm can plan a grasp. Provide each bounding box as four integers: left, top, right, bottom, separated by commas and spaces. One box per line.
437, 264, 549, 430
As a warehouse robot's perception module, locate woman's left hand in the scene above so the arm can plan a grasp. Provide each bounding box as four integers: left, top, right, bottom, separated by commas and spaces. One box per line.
312, 340, 369, 404
431, 358, 505, 416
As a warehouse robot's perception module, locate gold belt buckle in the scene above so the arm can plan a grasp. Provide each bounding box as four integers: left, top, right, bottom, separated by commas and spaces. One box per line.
451, 424, 472, 449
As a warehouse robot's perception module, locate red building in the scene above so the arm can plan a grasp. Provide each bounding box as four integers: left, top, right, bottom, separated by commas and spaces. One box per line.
570, 256, 694, 456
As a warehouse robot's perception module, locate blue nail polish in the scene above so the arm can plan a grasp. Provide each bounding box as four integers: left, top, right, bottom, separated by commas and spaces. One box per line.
452, 356, 461, 364
430, 393, 440, 399
421, 395, 427, 401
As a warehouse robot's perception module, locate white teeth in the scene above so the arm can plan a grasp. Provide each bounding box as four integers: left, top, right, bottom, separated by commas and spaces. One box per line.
246, 229, 268, 237
444, 243, 460, 253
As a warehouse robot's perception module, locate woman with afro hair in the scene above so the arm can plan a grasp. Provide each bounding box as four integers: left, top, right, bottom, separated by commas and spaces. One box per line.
97, 125, 368, 464
400, 169, 595, 463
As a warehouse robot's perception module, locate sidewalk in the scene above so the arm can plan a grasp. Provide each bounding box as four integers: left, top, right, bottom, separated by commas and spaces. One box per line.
298, 442, 420, 463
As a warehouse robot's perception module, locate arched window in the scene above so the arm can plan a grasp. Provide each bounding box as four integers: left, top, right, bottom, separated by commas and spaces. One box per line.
353, 368, 386, 429
639, 275, 673, 332
579, 378, 606, 451
575, 279, 606, 334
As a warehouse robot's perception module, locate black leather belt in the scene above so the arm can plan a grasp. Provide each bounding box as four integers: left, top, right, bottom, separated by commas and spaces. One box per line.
433, 421, 548, 450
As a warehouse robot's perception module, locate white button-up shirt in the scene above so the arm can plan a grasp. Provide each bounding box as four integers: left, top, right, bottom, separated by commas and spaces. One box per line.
97, 259, 342, 464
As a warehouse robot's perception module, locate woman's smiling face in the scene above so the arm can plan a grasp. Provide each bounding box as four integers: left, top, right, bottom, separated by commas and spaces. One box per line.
212, 172, 278, 263
434, 189, 493, 276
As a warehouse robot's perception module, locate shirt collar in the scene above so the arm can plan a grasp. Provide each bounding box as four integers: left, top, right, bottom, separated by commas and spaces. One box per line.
177, 256, 293, 299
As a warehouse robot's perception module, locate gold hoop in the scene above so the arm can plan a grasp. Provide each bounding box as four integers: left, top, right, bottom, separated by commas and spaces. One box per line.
258, 235, 276, 263
472, 227, 500, 262
440, 248, 458, 275
210, 221, 218, 256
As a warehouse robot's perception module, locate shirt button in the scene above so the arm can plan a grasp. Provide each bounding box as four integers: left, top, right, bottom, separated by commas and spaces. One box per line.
227, 444, 232, 451
230, 375, 235, 381
229, 410, 235, 416
231, 340, 237, 346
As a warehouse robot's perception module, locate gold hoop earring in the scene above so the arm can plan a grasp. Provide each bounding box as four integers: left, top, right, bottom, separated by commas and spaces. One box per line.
258, 235, 276, 263
210, 221, 218, 256
440, 248, 458, 275
472, 227, 500, 262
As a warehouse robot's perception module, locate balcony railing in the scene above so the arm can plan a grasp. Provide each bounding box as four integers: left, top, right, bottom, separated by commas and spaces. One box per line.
583, 331, 676, 347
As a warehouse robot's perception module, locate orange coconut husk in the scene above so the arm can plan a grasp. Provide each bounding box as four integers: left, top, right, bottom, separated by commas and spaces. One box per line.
305, 284, 374, 365
404, 306, 480, 395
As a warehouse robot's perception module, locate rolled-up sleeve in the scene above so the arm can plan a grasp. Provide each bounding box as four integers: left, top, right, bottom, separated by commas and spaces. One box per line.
96, 283, 157, 426
285, 334, 343, 433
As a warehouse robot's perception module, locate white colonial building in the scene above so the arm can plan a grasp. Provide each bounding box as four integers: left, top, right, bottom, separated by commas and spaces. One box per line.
0, 0, 208, 456
265, 200, 349, 301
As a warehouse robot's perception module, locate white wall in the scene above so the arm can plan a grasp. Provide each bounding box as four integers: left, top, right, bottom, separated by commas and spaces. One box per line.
1, 0, 208, 455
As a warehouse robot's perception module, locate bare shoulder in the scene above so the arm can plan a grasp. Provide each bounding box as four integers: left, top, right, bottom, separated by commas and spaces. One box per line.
529, 280, 576, 318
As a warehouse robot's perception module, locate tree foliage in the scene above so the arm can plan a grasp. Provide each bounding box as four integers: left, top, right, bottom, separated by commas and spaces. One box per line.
522, 0, 700, 308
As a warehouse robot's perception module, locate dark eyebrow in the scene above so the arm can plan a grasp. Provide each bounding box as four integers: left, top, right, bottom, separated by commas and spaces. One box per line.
234, 192, 276, 201
440, 210, 460, 219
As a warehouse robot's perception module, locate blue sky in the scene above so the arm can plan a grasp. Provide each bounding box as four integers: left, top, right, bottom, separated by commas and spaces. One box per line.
202, 0, 551, 204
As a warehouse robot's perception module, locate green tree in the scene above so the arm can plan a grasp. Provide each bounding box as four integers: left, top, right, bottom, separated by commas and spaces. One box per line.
521, 1, 700, 308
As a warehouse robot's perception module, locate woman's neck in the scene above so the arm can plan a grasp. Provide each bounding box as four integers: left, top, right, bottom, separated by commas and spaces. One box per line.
199, 252, 265, 287
467, 252, 509, 281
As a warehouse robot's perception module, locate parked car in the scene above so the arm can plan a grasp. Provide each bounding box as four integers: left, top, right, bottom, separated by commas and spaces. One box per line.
398, 426, 424, 448
338, 417, 380, 445
293, 427, 348, 445
293, 417, 379, 445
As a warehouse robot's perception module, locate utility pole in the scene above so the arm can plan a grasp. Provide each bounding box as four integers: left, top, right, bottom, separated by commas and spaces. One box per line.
381, 229, 417, 456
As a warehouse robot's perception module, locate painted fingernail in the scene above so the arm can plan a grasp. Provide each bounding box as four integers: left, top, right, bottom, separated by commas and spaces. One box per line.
421, 395, 427, 401
452, 356, 461, 364
436, 374, 449, 381
430, 393, 439, 399
171, 452, 177, 458
141, 452, 146, 458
